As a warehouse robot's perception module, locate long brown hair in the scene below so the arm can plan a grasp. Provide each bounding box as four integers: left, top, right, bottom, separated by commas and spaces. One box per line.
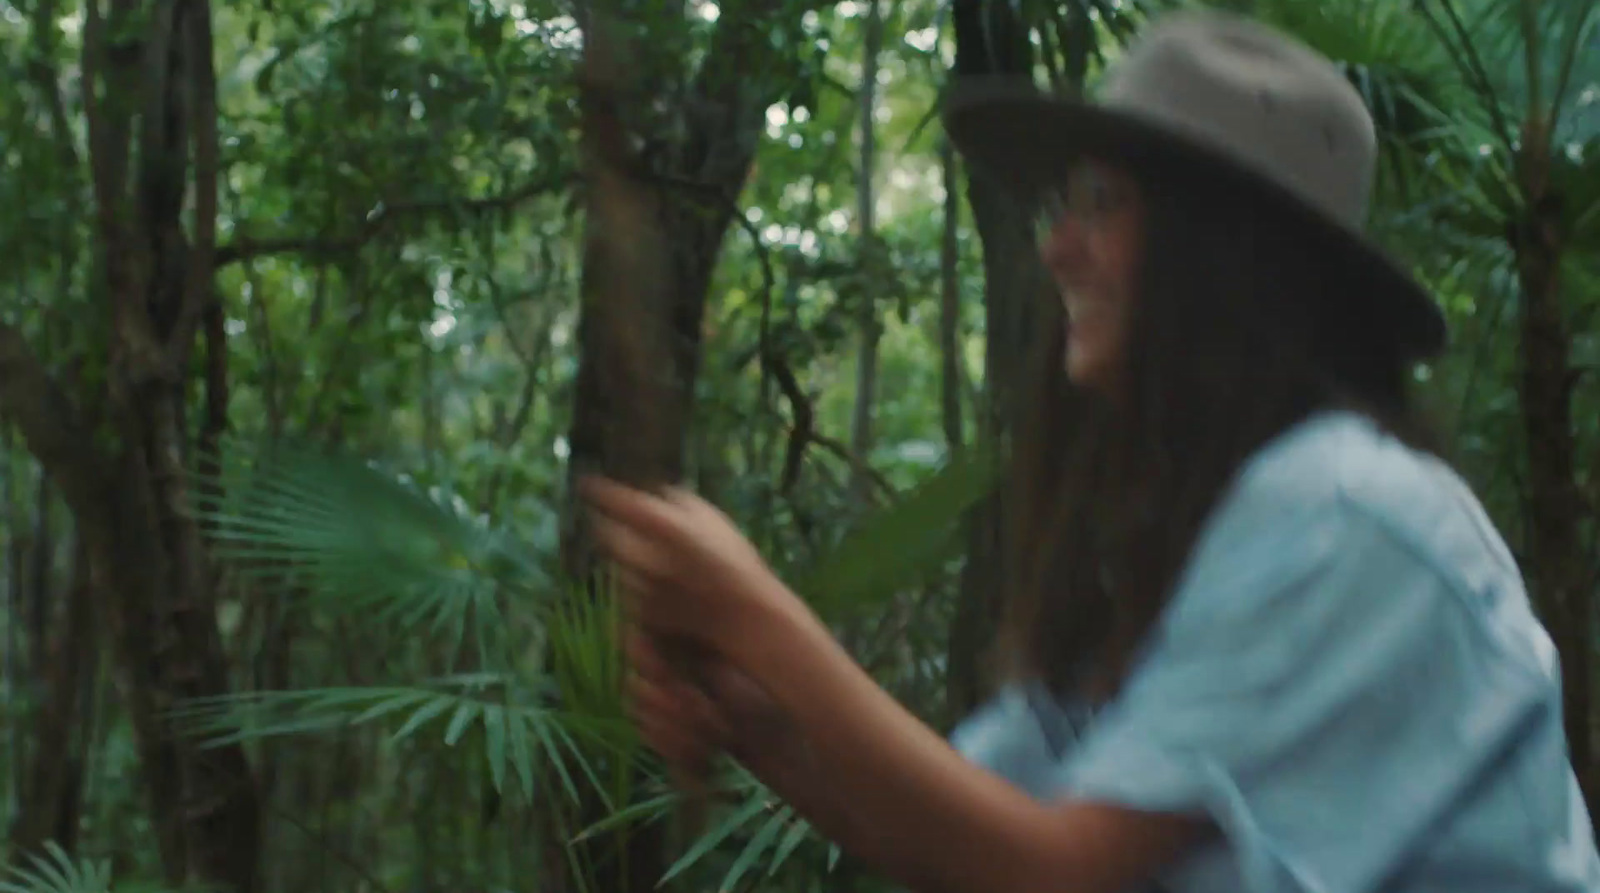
998, 165, 1441, 701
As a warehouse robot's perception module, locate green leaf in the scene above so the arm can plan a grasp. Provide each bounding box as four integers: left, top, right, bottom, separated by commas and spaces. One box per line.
572, 791, 679, 842
391, 695, 456, 742
657, 795, 772, 886
797, 446, 998, 620
509, 711, 538, 802
485, 705, 508, 792
444, 700, 480, 748
722, 805, 794, 890
768, 815, 814, 875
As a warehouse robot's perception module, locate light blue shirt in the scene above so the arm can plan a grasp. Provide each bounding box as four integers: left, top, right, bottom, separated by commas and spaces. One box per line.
951, 411, 1600, 892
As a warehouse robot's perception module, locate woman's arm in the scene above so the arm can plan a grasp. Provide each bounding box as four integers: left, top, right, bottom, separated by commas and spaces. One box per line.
580, 479, 1201, 891
734, 586, 1203, 893
734, 731, 958, 893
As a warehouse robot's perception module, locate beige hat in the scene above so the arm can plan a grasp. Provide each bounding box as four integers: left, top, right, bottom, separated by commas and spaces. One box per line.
944, 9, 1447, 359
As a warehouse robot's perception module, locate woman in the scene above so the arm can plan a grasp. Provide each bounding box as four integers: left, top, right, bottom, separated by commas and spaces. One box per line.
584, 10, 1600, 893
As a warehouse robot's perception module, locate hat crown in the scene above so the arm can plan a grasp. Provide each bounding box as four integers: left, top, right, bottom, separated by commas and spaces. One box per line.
1100, 12, 1378, 226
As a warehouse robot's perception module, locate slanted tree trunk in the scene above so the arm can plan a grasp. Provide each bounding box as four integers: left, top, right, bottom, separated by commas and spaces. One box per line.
557, 6, 820, 889
562, 1, 815, 575
0, 1, 259, 888
558, 5, 846, 890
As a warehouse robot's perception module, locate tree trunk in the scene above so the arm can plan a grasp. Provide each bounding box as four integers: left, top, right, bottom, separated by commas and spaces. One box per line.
945, 0, 1053, 718
1510, 120, 1590, 800
561, 1, 814, 574
0, 1, 260, 888
558, 6, 819, 889
3, 437, 25, 812
939, 139, 966, 456
848, 0, 885, 510
9, 540, 95, 859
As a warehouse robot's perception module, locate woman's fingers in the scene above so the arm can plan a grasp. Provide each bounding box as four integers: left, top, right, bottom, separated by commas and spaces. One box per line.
580, 477, 690, 550
627, 639, 729, 738
628, 669, 728, 774
589, 493, 703, 637
626, 627, 737, 764
635, 714, 707, 773
614, 571, 713, 642
590, 514, 675, 580
680, 675, 733, 745
612, 568, 660, 608
620, 633, 672, 688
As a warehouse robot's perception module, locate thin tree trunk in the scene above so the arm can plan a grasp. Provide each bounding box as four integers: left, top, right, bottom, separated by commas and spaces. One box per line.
945, 0, 1052, 718
939, 139, 964, 455
848, 0, 885, 509
10, 540, 94, 858
3, 440, 28, 820
1510, 120, 1590, 799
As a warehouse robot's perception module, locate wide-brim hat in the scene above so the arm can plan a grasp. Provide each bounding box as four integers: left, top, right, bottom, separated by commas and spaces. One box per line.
943, 10, 1447, 361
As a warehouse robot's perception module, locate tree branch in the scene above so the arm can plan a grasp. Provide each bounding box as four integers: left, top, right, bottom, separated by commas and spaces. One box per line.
0, 324, 107, 523
1415, 0, 1518, 157
166, 0, 219, 367
213, 176, 570, 268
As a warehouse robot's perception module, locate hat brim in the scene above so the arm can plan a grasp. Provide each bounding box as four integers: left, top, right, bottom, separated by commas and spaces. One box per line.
942, 78, 1447, 360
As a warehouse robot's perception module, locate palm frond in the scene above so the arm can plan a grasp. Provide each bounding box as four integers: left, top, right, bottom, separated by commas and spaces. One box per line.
0, 845, 110, 893
0, 844, 174, 893
193, 439, 551, 656
578, 765, 840, 889
169, 676, 632, 805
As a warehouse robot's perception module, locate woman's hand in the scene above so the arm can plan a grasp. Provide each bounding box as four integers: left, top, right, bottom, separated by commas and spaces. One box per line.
626, 630, 727, 789
588, 478, 880, 854
581, 476, 811, 661
626, 628, 810, 793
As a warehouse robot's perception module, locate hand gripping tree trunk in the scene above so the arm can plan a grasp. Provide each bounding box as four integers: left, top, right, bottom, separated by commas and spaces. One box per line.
559, 4, 819, 889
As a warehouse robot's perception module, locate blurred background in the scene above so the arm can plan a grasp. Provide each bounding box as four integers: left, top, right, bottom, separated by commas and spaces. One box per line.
0, 0, 1595, 890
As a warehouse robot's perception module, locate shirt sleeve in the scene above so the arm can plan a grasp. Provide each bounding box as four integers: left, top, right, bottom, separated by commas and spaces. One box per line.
949, 685, 1062, 791
1048, 494, 1553, 893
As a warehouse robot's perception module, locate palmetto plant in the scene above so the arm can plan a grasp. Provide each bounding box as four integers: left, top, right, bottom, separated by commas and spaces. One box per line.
0, 844, 178, 893
1257, 0, 1600, 793
148, 437, 996, 891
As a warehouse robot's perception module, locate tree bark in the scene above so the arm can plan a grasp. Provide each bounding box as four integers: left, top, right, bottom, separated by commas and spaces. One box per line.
561, 0, 815, 575
945, 0, 1053, 719
848, 0, 885, 510
939, 139, 966, 456
557, 5, 823, 889
9, 540, 96, 859
1510, 118, 1591, 801
0, 0, 260, 887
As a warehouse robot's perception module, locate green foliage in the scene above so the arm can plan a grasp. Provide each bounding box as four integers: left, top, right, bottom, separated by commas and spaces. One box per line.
194, 441, 545, 657
1, 0, 1597, 890
795, 443, 998, 621
174, 419, 987, 887
0, 844, 173, 893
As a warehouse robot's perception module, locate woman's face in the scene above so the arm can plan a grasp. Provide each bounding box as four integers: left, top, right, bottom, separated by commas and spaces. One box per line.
1038, 162, 1143, 392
